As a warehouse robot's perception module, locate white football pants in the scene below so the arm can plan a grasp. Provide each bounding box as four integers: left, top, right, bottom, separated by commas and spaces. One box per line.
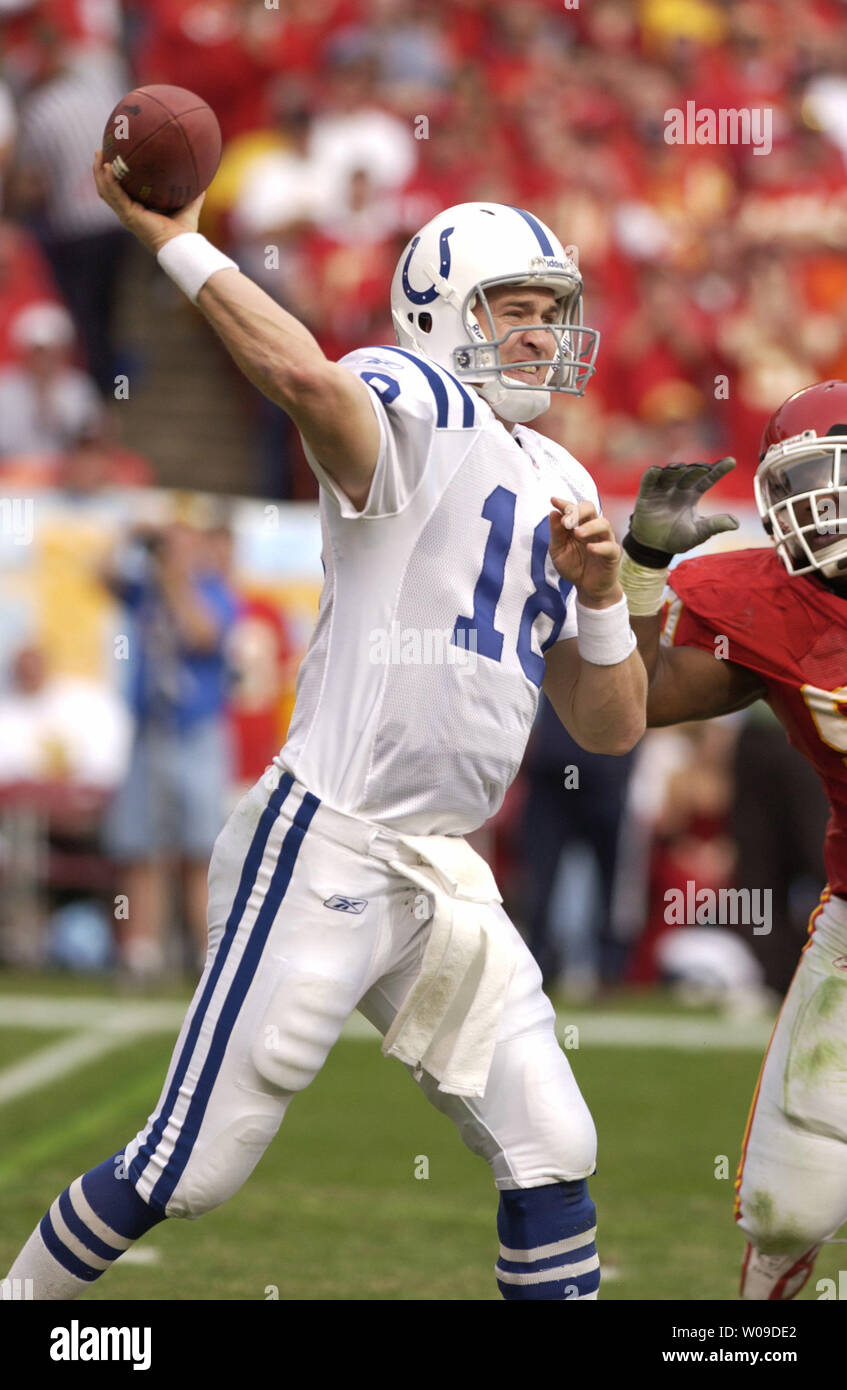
736, 889, 847, 1255
124, 772, 597, 1218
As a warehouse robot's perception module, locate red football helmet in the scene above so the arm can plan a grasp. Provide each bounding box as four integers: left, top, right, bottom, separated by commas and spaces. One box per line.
755, 380, 847, 580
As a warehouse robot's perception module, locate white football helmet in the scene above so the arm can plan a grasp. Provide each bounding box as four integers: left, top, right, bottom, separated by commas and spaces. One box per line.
390, 202, 600, 424
755, 380, 847, 581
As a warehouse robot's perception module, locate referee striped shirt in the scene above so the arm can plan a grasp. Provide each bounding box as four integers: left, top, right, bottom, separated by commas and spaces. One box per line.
15, 50, 130, 241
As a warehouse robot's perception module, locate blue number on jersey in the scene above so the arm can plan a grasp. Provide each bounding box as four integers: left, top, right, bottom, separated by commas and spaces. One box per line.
452, 485, 515, 661
360, 371, 401, 404
453, 487, 573, 687
517, 516, 572, 685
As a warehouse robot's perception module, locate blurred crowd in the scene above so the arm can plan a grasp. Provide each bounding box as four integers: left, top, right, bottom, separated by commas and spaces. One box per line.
0, 505, 296, 977
1, 0, 847, 496
0, 0, 839, 993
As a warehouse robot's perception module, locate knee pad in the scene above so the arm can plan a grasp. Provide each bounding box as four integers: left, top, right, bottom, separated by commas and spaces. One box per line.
501, 1027, 598, 1184
495, 1179, 600, 1300
165, 1111, 284, 1219
415, 1025, 597, 1186
248, 970, 358, 1095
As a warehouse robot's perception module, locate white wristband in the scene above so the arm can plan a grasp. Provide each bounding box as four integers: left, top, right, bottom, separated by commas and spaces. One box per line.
618, 552, 670, 617
576, 593, 637, 665
156, 233, 239, 304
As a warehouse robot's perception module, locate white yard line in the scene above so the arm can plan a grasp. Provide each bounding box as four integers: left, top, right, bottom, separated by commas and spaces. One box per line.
341, 1008, 776, 1050
0, 998, 187, 1107
0, 1030, 131, 1105
552, 1011, 775, 1051
0, 997, 186, 1030
0, 994, 777, 1108
119, 1247, 160, 1266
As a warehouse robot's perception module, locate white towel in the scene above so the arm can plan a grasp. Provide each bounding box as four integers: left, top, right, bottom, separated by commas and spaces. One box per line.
380, 834, 515, 1098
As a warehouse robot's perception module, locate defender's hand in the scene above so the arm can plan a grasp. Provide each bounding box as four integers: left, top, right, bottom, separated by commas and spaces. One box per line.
93, 149, 206, 256
549, 498, 623, 608
630, 458, 739, 555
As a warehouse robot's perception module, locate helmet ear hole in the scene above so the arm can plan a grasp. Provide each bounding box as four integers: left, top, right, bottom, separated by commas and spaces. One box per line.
417, 312, 433, 333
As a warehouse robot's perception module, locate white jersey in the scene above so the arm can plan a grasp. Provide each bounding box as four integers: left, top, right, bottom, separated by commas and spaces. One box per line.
277, 345, 601, 835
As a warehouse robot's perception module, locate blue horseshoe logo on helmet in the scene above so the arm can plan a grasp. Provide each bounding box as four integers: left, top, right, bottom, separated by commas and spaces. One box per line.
401, 227, 454, 304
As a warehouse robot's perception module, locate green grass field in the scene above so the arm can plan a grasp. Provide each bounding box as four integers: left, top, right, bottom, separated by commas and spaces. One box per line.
0, 973, 843, 1301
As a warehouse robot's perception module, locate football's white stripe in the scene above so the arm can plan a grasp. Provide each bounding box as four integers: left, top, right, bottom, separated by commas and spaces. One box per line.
498, 1226, 597, 1263
495, 1252, 600, 1285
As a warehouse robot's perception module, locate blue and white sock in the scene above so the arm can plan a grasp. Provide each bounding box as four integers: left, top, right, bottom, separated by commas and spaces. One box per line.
2, 1151, 164, 1300
495, 1179, 600, 1300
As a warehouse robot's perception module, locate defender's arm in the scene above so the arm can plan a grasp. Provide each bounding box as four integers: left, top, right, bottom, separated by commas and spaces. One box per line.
618, 457, 764, 724
631, 612, 767, 726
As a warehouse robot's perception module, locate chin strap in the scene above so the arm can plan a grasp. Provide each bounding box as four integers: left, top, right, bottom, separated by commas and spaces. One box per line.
477, 377, 551, 423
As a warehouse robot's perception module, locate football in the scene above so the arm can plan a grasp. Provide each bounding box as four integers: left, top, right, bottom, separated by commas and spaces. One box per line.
102, 84, 222, 213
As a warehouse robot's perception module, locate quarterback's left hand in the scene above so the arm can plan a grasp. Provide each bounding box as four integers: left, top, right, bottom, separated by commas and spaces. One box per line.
549, 498, 623, 607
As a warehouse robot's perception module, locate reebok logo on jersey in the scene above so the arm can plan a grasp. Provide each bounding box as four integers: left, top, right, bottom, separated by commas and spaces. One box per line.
323, 895, 368, 914
50, 1320, 151, 1371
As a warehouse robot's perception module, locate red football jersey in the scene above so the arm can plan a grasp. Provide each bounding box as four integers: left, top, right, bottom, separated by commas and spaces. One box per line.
662, 546, 847, 898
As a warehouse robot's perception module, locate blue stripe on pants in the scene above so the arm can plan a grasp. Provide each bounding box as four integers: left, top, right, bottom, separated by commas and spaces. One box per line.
130, 773, 295, 1201
149, 787, 320, 1208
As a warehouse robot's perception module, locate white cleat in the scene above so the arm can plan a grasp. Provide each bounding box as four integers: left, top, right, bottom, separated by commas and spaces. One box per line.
740, 1241, 821, 1300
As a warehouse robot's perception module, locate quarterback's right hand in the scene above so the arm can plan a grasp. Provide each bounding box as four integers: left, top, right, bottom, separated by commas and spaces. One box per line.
629, 458, 740, 557
93, 149, 206, 256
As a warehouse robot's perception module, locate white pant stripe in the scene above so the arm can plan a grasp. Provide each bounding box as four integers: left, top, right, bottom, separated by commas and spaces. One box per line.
498, 1225, 597, 1262
49, 1198, 113, 1272
68, 1178, 133, 1252
495, 1252, 600, 1285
